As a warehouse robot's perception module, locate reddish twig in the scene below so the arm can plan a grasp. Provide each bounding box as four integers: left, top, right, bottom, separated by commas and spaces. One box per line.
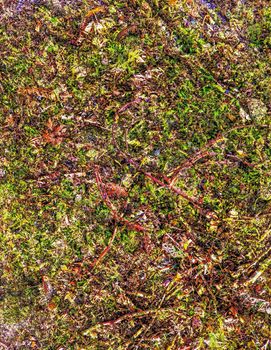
94, 165, 146, 232
72, 6, 106, 45
120, 154, 210, 215
117, 98, 142, 114
90, 226, 118, 270
96, 307, 183, 327
225, 154, 255, 168
112, 114, 217, 216
168, 135, 224, 185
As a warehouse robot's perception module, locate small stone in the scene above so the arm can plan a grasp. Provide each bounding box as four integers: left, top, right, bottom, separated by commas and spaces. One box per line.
260, 177, 271, 200
239, 107, 251, 122
0, 169, 5, 178
229, 209, 238, 217
247, 98, 268, 121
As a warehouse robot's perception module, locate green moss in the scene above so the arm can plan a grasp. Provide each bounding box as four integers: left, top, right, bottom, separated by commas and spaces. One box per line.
0, 0, 270, 348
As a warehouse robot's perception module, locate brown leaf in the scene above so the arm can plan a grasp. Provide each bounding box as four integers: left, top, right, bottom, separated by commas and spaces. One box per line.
85, 6, 105, 19
117, 25, 138, 41
105, 183, 128, 198
35, 20, 42, 32
143, 234, 154, 254
5, 114, 15, 127
18, 86, 53, 99
42, 275, 54, 298
42, 121, 65, 145
48, 302, 57, 310
46, 118, 53, 131
53, 125, 64, 134
230, 306, 238, 316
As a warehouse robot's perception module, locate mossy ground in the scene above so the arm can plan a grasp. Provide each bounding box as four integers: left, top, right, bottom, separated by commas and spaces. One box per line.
0, 0, 270, 349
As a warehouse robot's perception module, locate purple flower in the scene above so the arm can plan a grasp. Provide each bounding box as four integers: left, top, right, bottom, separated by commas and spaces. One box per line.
200, 0, 217, 10
16, 0, 37, 11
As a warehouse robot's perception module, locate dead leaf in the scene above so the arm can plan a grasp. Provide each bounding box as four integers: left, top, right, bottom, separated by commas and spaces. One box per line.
85, 6, 105, 19
42, 275, 54, 299
46, 118, 53, 130
43, 120, 65, 145
117, 25, 138, 41
104, 183, 128, 198
230, 306, 238, 316
35, 20, 42, 32
74, 6, 106, 44
48, 302, 57, 310
18, 86, 53, 99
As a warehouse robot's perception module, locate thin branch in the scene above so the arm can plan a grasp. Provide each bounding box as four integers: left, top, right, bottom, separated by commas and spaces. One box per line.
90, 226, 118, 270
96, 306, 183, 326
0, 341, 8, 349
82, 120, 111, 132
94, 165, 146, 232
120, 152, 215, 217
168, 135, 224, 185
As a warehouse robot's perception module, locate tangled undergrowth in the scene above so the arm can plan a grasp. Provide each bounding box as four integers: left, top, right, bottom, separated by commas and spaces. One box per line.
0, 0, 270, 349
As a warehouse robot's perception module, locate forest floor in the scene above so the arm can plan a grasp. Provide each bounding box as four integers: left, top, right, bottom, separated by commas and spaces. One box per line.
0, 0, 270, 349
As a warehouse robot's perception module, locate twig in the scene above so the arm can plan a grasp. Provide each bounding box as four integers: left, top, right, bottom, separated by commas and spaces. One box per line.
200, 275, 218, 313
94, 165, 146, 232
168, 135, 224, 185
90, 226, 118, 270
232, 238, 271, 284
120, 152, 214, 217
0, 341, 8, 349
225, 154, 255, 168
135, 265, 180, 344
224, 124, 270, 134
117, 98, 142, 114
82, 120, 110, 132
111, 113, 222, 217
96, 306, 183, 326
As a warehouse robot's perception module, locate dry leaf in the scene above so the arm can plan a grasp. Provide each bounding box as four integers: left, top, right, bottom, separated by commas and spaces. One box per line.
117, 25, 138, 41
48, 302, 57, 310
104, 183, 128, 198
85, 6, 105, 19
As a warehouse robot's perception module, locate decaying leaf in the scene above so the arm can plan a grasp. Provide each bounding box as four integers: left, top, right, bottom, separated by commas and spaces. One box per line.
85, 6, 106, 20
104, 183, 128, 198
117, 25, 138, 40
42, 275, 54, 300
42, 119, 66, 145
2, 0, 271, 348
17, 86, 54, 99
